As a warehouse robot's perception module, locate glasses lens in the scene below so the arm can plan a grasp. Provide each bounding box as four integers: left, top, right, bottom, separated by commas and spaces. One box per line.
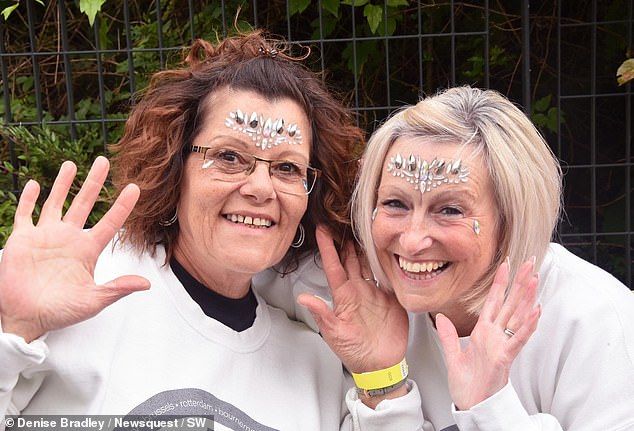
202, 147, 317, 196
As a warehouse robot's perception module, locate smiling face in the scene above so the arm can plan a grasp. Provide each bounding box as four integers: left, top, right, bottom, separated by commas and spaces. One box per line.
173, 88, 311, 297
371, 137, 500, 333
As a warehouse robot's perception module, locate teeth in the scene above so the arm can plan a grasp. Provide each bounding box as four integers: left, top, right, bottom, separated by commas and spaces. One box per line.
225, 214, 272, 228
398, 256, 447, 274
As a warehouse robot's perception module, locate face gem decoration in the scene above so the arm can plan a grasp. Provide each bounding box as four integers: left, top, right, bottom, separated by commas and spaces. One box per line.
473, 219, 481, 235
386, 153, 470, 194
225, 109, 303, 150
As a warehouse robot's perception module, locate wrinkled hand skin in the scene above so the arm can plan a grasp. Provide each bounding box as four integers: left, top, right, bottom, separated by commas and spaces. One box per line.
436, 259, 541, 410
0, 157, 150, 342
298, 226, 409, 375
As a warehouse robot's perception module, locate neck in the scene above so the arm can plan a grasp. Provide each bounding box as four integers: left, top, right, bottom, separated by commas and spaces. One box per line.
172, 249, 252, 299
430, 310, 478, 337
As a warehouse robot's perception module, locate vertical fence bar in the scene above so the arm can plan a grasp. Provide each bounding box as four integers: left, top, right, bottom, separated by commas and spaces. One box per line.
26, 0, 43, 123
0, 19, 12, 125
350, 1, 360, 119
483, 0, 490, 88
417, 0, 423, 97
450, 0, 456, 85
156, 0, 165, 69
188, 0, 195, 42
383, 1, 391, 109
626, 2, 633, 286
93, 16, 109, 152
58, 0, 77, 140
123, 0, 136, 98
521, 0, 531, 114
0, 17, 19, 193
590, 0, 598, 262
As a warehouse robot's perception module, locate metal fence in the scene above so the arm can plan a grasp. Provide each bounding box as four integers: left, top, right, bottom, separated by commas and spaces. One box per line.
1, 0, 633, 287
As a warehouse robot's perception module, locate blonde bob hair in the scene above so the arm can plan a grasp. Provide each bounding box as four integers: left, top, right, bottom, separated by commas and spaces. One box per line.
352, 86, 562, 314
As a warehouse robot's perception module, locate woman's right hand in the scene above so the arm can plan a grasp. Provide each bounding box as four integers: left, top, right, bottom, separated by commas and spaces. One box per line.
0, 156, 150, 342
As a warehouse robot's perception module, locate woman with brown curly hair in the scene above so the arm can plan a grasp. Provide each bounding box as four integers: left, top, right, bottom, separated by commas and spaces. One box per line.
0, 30, 384, 430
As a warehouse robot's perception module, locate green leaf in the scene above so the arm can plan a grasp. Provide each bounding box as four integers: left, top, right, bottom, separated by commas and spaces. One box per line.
34, 0, 44, 5
616, 58, 634, 86
1, 3, 19, 20
387, 0, 409, 6
546, 107, 559, 132
322, 0, 340, 17
79, 0, 106, 27
289, 0, 311, 15
364, 4, 383, 34
341, 0, 369, 7
534, 95, 552, 113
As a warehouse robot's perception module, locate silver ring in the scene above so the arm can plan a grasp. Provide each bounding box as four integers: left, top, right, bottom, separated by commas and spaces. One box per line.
363, 278, 373, 281
504, 328, 515, 337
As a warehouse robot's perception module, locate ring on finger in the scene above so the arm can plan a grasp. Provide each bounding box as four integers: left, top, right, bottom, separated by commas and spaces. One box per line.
504, 328, 516, 337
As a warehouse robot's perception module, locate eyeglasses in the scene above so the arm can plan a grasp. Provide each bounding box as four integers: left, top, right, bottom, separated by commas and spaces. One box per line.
191, 146, 320, 196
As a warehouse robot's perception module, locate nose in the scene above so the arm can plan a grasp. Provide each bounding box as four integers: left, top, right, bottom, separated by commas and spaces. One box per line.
399, 218, 434, 254
240, 161, 276, 202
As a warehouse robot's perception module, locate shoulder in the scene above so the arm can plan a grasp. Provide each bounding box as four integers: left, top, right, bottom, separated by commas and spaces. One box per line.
535, 243, 634, 351
538, 243, 633, 311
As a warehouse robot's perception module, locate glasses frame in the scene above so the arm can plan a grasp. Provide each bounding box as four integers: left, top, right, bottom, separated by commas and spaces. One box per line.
191, 145, 321, 195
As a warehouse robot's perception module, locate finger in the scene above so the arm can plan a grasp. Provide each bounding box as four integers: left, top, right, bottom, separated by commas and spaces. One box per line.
341, 240, 364, 280
39, 161, 77, 223
92, 275, 151, 313
479, 257, 510, 323
89, 183, 140, 249
505, 304, 541, 358
436, 313, 462, 361
316, 225, 349, 292
13, 179, 40, 229
297, 293, 338, 334
504, 273, 539, 336
358, 252, 374, 281
495, 258, 535, 327
64, 156, 110, 227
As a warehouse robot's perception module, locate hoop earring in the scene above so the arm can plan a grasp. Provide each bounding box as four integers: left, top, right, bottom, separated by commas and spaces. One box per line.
291, 224, 305, 248
159, 209, 178, 227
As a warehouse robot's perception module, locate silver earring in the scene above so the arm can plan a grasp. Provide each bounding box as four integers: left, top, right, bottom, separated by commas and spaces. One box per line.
291, 224, 305, 248
160, 209, 178, 227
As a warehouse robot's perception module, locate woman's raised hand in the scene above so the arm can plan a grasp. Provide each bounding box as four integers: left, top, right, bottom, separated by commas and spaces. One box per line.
0, 157, 150, 342
436, 258, 541, 410
297, 226, 409, 374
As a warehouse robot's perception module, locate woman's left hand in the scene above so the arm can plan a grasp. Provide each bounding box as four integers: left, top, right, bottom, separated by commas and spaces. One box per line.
436, 258, 541, 410
297, 226, 409, 375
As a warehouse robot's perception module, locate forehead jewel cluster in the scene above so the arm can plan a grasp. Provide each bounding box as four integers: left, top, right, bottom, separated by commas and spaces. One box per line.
386, 153, 470, 193
225, 109, 303, 150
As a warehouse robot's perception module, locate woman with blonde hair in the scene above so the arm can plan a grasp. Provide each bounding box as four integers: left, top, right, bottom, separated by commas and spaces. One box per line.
300, 86, 634, 430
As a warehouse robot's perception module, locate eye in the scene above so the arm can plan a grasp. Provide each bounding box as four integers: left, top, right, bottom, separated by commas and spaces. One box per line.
215, 149, 244, 164
381, 199, 408, 210
440, 206, 463, 216
271, 161, 304, 177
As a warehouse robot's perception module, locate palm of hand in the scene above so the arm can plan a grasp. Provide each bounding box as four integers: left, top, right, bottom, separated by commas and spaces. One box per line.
298, 227, 409, 373
0, 157, 149, 342
436, 259, 541, 410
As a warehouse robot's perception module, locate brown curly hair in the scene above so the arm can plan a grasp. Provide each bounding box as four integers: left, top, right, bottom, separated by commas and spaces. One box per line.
109, 29, 364, 271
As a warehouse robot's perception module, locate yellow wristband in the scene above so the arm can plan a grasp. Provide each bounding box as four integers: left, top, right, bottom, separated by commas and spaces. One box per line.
351, 358, 408, 390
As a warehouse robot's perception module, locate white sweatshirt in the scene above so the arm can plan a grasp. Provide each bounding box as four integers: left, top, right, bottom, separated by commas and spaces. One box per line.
0, 240, 349, 431
255, 243, 634, 431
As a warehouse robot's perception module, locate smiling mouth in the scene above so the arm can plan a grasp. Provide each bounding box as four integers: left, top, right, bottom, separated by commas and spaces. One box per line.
224, 214, 274, 228
397, 256, 449, 280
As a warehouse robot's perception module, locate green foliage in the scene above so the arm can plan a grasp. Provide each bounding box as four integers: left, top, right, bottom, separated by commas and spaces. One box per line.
531, 95, 565, 134
0, 123, 115, 246
79, 0, 106, 26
